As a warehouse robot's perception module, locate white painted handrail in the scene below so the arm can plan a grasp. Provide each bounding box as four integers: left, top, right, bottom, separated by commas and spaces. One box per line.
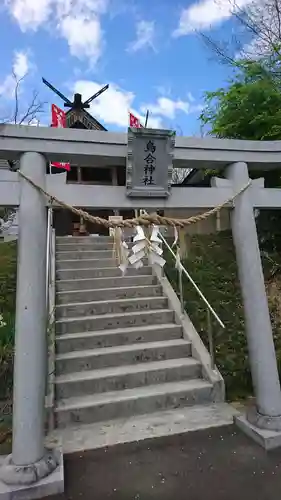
159, 232, 225, 329
45, 208, 56, 431
45, 207, 53, 310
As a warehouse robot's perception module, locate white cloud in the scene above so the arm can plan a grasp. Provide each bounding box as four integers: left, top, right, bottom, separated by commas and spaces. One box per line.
56, 0, 108, 63
144, 115, 163, 128
60, 15, 102, 64
74, 80, 134, 127
173, 0, 254, 36
141, 96, 201, 120
127, 20, 156, 53
4, 0, 109, 64
13, 51, 29, 79
71, 82, 200, 130
73, 79, 163, 129
4, 0, 52, 31
55, 0, 108, 17
0, 50, 30, 99
0, 76, 15, 100
187, 91, 195, 102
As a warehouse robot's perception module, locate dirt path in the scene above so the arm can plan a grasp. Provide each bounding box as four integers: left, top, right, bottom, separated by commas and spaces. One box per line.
43, 425, 281, 500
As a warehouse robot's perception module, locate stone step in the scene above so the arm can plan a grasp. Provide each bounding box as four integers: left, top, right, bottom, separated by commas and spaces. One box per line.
56, 274, 157, 292
56, 309, 174, 335
55, 238, 133, 253
56, 296, 168, 319
56, 242, 115, 252
56, 284, 163, 304
56, 239, 134, 249
56, 250, 114, 260
56, 258, 117, 270
55, 339, 191, 375
47, 404, 238, 454
55, 358, 202, 399
56, 236, 114, 244
56, 266, 152, 281
55, 379, 214, 427
56, 324, 182, 353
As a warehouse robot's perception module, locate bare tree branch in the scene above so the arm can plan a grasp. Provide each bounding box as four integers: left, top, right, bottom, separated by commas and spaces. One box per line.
0, 70, 45, 235
13, 71, 21, 125
1, 72, 46, 126
199, 31, 238, 66
274, 0, 281, 39
172, 167, 192, 185
199, 0, 281, 66
18, 89, 45, 125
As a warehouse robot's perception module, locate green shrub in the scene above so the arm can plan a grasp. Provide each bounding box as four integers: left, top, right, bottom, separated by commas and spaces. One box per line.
0, 242, 17, 314
0, 242, 16, 400
0, 312, 15, 399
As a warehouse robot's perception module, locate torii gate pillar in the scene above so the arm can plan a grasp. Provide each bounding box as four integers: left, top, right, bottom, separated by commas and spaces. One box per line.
0, 152, 63, 499
224, 162, 281, 447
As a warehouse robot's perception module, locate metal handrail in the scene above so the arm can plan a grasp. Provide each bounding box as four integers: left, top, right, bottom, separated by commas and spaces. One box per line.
48, 225, 56, 322
159, 233, 225, 329
158, 231, 225, 370
46, 207, 53, 310
45, 207, 56, 431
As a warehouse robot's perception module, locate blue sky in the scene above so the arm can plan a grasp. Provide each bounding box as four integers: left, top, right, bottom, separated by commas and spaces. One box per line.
0, 0, 253, 135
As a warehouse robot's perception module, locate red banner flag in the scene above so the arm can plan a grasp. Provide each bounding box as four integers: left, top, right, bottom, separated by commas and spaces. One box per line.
51, 104, 67, 128
129, 112, 143, 128
50, 104, 70, 172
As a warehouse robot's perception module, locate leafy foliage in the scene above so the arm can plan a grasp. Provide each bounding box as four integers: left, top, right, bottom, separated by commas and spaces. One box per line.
0, 242, 16, 400
0, 242, 17, 314
201, 56, 281, 253
0, 313, 15, 399
200, 59, 281, 140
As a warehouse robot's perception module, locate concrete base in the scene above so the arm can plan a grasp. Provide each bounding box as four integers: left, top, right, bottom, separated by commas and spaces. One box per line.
235, 414, 281, 450
0, 448, 64, 500
247, 406, 281, 431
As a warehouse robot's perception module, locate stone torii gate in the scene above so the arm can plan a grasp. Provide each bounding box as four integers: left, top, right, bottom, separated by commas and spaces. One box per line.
1, 124, 281, 498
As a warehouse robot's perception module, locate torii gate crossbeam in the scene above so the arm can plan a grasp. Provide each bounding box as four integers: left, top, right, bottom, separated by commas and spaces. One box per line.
1, 126, 281, 498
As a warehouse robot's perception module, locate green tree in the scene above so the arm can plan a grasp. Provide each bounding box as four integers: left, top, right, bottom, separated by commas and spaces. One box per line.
200, 59, 281, 140
200, 56, 281, 253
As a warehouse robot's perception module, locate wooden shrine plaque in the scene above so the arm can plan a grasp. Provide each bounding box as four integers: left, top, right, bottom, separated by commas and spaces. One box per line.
126, 128, 175, 198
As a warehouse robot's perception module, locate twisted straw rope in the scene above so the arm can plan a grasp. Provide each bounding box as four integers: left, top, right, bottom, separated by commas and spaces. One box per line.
18, 170, 251, 228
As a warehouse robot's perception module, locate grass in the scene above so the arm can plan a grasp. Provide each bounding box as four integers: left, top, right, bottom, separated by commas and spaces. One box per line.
0, 241, 16, 453
0, 241, 16, 399
0, 241, 17, 314
0, 313, 15, 400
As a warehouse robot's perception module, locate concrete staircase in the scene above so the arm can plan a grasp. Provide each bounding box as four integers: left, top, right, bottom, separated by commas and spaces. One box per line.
52, 236, 231, 448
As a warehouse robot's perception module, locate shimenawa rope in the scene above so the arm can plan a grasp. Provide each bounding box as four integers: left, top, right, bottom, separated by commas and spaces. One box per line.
17, 170, 251, 229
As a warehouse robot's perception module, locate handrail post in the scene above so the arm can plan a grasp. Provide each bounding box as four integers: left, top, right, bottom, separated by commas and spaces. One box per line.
178, 265, 184, 314
207, 308, 215, 370
46, 207, 53, 311
46, 225, 56, 432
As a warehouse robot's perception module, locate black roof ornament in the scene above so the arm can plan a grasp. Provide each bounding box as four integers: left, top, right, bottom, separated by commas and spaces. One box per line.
42, 77, 109, 111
